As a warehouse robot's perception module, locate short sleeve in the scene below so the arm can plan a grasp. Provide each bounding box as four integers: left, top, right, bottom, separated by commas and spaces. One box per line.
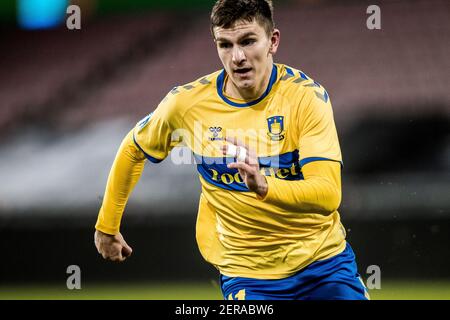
133, 92, 183, 163
298, 88, 342, 167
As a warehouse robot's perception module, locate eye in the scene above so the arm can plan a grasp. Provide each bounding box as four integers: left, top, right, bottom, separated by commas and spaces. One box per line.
241, 38, 256, 46
218, 42, 232, 49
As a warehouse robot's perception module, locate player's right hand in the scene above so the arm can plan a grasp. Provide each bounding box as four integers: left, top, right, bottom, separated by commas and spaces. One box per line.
94, 229, 133, 262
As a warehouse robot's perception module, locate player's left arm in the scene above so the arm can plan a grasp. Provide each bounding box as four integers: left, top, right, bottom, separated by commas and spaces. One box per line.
259, 160, 341, 214
227, 86, 342, 215
227, 154, 341, 215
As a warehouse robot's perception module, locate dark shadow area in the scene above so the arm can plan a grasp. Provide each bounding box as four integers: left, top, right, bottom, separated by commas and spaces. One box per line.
0, 213, 449, 284
341, 111, 450, 175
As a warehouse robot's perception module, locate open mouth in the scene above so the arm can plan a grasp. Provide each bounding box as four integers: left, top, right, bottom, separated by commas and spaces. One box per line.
234, 67, 252, 74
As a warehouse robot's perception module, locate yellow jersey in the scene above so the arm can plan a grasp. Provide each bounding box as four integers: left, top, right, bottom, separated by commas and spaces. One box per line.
97, 63, 347, 279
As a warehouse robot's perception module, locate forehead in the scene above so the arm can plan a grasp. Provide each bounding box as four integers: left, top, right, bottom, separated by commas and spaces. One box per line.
213, 19, 267, 41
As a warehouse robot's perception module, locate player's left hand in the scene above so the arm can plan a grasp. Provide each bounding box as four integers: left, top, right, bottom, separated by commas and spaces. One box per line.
221, 137, 268, 198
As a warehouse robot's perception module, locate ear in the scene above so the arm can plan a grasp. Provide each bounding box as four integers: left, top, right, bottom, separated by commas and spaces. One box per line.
269, 29, 280, 55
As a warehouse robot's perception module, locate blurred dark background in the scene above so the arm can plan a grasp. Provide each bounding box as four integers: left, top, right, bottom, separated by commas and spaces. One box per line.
0, 0, 449, 291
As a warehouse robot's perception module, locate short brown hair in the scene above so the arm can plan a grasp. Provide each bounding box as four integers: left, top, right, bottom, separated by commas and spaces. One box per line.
210, 0, 274, 38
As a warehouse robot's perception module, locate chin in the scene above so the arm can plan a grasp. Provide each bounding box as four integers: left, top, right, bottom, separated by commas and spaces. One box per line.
236, 79, 254, 90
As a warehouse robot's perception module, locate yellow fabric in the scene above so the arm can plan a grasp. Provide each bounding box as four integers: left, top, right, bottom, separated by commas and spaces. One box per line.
96, 64, 348, 279
95, 130, 146, 235
262, 161, 341, 214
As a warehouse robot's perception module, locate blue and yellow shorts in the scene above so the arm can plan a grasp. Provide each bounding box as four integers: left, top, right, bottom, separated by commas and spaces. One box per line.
220, 242, 369, 300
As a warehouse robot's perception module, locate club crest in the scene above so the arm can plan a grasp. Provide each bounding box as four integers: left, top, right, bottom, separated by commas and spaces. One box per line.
267, 116, 285, 141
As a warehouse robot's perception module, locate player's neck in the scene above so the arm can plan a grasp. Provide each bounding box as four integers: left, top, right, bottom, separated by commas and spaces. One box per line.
225, 63, 273, 101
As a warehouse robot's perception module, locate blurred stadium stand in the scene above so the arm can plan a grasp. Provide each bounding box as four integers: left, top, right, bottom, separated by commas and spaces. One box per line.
0, 12, 185, 132
0, 0, 449, 284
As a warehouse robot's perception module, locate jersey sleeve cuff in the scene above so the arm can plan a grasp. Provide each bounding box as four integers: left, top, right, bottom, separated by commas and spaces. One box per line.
95, 220, 119, 235
257, 176, 279, 202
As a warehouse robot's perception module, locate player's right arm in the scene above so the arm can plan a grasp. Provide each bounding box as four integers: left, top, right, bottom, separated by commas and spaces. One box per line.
94, 129, 146, 262
94, 90, 183, 262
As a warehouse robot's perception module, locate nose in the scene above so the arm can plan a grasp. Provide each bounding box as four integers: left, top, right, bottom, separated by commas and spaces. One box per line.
232, 46, 246, 65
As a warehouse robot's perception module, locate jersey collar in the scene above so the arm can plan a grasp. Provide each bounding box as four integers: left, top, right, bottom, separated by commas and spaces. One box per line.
216, 64, 278, 108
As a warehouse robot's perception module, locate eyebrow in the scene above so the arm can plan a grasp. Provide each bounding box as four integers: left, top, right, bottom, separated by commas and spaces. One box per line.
215, 32, 258, 43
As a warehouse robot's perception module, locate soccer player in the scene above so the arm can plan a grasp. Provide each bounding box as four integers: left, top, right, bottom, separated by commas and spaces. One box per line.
94, 0, 369, 300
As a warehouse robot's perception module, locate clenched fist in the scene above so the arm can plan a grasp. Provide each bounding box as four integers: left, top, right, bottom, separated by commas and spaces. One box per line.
94, 229, 133, 262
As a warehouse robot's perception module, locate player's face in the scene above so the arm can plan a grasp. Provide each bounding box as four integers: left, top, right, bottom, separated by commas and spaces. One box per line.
214, 19, 280, 99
